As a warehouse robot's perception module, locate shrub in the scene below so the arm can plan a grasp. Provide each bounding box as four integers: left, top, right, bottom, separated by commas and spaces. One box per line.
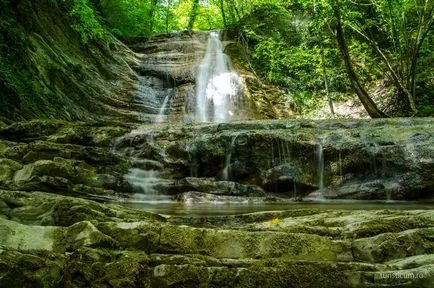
69, 0, 104, 44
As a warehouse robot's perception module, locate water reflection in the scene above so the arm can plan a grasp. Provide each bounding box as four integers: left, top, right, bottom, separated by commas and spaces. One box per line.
119, 199, 434, 216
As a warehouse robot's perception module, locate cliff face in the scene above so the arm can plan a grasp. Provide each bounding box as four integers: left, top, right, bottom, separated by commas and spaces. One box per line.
126, 30, 292, 122
0, 1, 291, 125
0, 0, 140, 124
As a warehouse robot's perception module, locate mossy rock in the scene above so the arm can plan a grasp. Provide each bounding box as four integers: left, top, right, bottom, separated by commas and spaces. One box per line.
0, 250, 64, 288
0, 159, 22, 182
48, 124, 130, 147
353, 228, 434, 263
0, 120, 66, 141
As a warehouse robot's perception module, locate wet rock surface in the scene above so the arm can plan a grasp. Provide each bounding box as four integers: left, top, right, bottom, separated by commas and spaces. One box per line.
0, 119, 433, 287
0, 121, 132, 200
1, 118, 433, 202
116, 118, 434, 201
0, 191, 433, 287
128, 32, 209, 121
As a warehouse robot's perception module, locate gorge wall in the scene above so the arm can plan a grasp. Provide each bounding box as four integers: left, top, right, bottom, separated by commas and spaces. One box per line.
0, 0, 290, 125
127, 30, 290, 122
0, 0, 144, 124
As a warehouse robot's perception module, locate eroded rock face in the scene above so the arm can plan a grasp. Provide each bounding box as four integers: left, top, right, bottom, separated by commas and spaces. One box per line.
116, 118, 434, 201
128, 32, 209, 121
1, 119, 433, 202
130, 32, 210, 83
0, 0, 142, 124
0, 191, 433, 287
0, 121, 132, 199
0, 119, 433, 287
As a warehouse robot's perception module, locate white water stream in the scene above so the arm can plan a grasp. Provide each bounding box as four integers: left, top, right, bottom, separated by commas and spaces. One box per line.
195, 31, 243, 123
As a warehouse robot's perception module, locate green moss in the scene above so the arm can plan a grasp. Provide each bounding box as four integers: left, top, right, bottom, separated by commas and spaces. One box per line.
353, 216, 434, 238
237, 259, 358, 288
48, 124, 129, 147
353, 228, 434, 263
0, 250, 64, 288
0, 120, 66, 141
0, 158, 22, 181
51, 198, 111, 226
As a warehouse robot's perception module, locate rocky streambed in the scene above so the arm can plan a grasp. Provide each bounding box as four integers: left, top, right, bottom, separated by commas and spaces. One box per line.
0, 119, 433, 287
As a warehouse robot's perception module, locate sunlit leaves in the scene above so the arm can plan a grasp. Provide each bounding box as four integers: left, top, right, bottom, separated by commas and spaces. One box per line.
70, 0, 104, 44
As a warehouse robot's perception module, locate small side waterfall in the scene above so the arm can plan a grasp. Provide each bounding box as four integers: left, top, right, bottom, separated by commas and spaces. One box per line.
195, 31, 243, 123
135, 75, 174, 122
186, 141, 199, 177
124, 168, 159, 195
222, 134, 240, 181
316, 144, 325, 191
156, 94, 172, 123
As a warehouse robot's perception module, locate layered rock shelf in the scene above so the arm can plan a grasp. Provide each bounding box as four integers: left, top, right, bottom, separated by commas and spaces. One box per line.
0, 119, 433, 287
0, 191, 433, 287
116, 118, 434, 201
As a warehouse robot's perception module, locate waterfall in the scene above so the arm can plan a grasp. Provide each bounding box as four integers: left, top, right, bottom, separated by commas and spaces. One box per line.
316, 144, 324, 190
305, 143, 327, 201
124, 168, 159, 194
135, 75, 174, 122
156, 94, 172, 123
124, 168, 173, 202
195, 31, 243, 123
186, 141, 199, 177
222, 134, 240, 181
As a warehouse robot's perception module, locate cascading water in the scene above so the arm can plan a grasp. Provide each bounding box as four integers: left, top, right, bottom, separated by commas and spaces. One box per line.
156, 94, 172, 123
124, 167, 172, 202
316, 144, 325, 191
195, 31, 243, 123
113, 128, 173, 203
305, 143, 327, 201
124, 168, 159, 195
186, 141, 199, 177
135, 76, 174, 122
222, 134, 240, 181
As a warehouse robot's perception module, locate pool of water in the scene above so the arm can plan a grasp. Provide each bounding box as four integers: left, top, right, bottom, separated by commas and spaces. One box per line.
119, 199, 434, 216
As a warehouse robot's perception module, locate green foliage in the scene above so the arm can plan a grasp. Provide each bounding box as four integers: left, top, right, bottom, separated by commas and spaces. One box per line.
98, 0, 152, 37
238, 4, 350, 113
1, 0, 432, 118
235, 0, 432, 115
0, 0, 33, 119
96, 0, 276, 37
69, 0, 105, 44
333, 0, 433, 114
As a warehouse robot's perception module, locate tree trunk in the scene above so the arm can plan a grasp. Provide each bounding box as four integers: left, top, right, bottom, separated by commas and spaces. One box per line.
232, 1, 241, 21
226, 0, 237, 24
408, 10, 433, 106
165, 0, 172, 34
188, 0, 200, 31
314, 1, 334, 117
219, 0, 227, 27
149, 0, 159, 34
320, 38, 335, 117
331, 0, 388, 118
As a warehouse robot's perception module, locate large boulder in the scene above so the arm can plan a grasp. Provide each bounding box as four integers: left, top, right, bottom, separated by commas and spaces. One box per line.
176, 177, 265, 197
13, 158, 94, 184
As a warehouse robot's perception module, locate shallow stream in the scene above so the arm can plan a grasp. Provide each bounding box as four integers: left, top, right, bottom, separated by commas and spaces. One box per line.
120, 199, 434, 216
